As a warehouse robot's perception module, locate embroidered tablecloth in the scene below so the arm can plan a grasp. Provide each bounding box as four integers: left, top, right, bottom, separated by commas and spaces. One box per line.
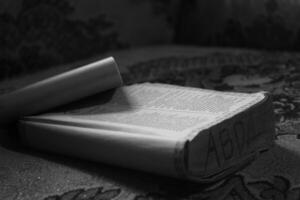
1, 46, 300, 200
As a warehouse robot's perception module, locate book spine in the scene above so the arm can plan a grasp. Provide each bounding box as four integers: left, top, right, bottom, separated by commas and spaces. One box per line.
185, 93, 275, 182
18, 120, 181, 178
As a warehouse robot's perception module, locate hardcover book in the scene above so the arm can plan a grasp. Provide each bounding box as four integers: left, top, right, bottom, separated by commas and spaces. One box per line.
18, 83, 275, 182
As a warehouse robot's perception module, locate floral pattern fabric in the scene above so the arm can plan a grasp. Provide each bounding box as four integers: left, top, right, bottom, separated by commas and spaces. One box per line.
1, 46, 300, 199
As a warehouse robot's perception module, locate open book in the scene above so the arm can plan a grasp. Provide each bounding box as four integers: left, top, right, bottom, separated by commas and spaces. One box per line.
18, 83, 275, 182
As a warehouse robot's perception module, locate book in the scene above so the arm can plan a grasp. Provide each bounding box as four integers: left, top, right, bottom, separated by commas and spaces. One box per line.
0, 57, 122, 125
18, 83, 275, 182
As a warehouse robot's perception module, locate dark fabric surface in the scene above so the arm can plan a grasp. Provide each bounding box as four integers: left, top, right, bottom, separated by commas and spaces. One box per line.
1, 46, 300, 200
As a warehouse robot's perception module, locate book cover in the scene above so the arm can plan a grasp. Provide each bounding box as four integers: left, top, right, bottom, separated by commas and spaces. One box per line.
0, 57, 122, 125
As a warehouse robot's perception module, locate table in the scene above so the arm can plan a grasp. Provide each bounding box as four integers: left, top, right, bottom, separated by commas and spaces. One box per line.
1, 46, 300, 200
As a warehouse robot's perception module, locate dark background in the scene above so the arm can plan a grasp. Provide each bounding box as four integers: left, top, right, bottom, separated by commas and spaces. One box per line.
1, 0, 300, 81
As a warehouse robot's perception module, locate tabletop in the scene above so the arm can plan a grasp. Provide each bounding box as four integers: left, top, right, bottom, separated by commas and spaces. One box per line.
1, 46, 300, 200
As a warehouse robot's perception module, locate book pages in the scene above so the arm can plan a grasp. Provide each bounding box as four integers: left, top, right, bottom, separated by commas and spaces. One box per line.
34, 83, 266, 139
